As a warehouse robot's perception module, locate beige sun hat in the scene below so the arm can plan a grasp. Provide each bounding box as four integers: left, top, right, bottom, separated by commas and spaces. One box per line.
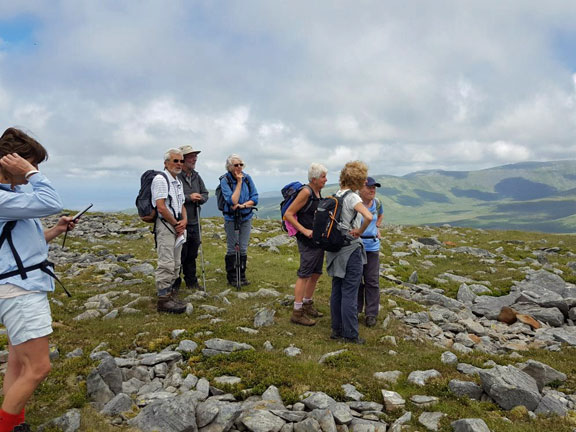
180, 145, 201, 155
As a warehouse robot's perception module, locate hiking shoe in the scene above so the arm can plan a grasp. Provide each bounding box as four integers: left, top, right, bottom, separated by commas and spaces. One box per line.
330, 330, 344, 340
302, 300, 324, 318
290, 309, 316, 326
157, 295, 186, 314
186, 281, 200, 290
342, 337, 366, 345
240, 277, 250, 286
13, 423, 31, 432
365, 316, 377, 327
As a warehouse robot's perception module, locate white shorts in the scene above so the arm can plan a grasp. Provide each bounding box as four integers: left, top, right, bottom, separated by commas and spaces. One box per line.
0, 292, 53, 346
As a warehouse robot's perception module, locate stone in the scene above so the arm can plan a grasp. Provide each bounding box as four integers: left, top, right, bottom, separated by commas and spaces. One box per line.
373, 370, 402, 385
100, 393, 133, 416
308, 408, 337, 432
346, 401, 384, 412
319, 349, 348, 364
348, 418, 387, 432
238, 409, 286, 432
177, 340, 198, 353
37, 408, 81, 432
511, 303, 564, 327
66, 348, 84, 358
302, 392, 337, 410
407, 369, 441, 386
457, 284, 477, 305
254, 308, 276, 327
448, 380, 483, 400
203, 338, 255, 356
284, 345, 302, 357
214, 375, 242, 386
498, 306, 517, 324
196, 399, 222, 428
516, 359, 567, 391
73, 310, 101, 321
328, 402, 353, 425
341, 384, 364, 401
128, 391, 199, 431
262, 385, 284, 405
534, 393, 568, 416
293, 417, 321, 432
418, 411, 445, 431
472, 293, 520, 320
451, 418, 491, 432
410, 395, 439, 408
478, 365, 541, 411
441, 351, 458, 365
516, 314, 541, 329
390, 411, 411, 432
86, 369, 115, 409
381, 390, 405, 411
140, 351, 182, 366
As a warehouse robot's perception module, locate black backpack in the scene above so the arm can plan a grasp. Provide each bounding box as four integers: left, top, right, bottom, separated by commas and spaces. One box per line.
312, 190, 355, 252
216, 173, 253, 215
135, 170, 171, 223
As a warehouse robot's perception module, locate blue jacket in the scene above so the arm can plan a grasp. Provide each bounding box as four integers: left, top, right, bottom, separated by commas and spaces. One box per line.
220, 171, 259, 222
0, 173, 64, 292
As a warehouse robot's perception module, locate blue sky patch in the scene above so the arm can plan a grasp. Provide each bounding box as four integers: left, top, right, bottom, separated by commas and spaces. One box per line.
0, 14, 40, 50
552, 29, 576, 72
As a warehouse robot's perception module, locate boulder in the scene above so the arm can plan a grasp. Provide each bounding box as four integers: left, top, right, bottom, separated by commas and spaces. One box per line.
478, 365, 541, 411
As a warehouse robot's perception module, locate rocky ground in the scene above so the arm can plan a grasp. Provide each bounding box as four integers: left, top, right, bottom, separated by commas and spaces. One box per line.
5, 213, 576, 432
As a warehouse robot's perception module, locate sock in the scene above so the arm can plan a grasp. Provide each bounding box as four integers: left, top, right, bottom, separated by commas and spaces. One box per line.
0, 408, 21, 432
303, 298, 312, 304
294, 302, 303, 310
17, 408, 25, 424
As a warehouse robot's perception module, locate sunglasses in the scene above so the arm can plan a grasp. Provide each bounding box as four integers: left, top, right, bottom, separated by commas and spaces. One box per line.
234, 163, 244, 167
172, 159, 185, 163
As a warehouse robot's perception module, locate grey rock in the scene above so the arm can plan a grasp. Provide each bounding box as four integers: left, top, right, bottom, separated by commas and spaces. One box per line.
122, 377, 145, 395
177, 340, 199, 353
262, 385, 285, 406
408, 271, 418, 284
390, 411, 411, 432
73, 309, 101, 321
203, 338, 255, 356
319, 349, 348, 364
196, 377, 211, 398
214, 375, 241, 385
517, 359, 567, 391
309, 408, 337, 432
129, 391, 199, 431
451, 418, 491, 432
417, 237, 442, 246
284, 345, 302, 357
373, 370, 402, 384
66, 348, 84, 358
270, 410, 308, 422
100, 393, 133, 416
348, 418, 387, 432
441, 351, 458, 365
449, 380, 483, 400
516, 289, 568, 315
511, 303, 564, 327
457, 363, 482, 376
534, 393, 568, 416
238, 409, 286, 432
199, 400, 242, 432
328, 402, 353, 425
38, 408, 81, 432
410, 395, 439, 408
346, 401, 384, 412
103, 309, 119, 320
86, 369, 115, 409
381, 390, 405, 411
341, 384, 363, 401
254, 308, 276, 327
407, 369, 441, 386
418, 411, 445, 431
293, 417, 321, 432
181, 374, 199, 392
196, 399, 221, 428
130, 263, 155, 275
302, 392, 337, 410
479, 365, 541, 411
457, 284, 477, 305
471, 292, 520, 320
140, 351, 182, 366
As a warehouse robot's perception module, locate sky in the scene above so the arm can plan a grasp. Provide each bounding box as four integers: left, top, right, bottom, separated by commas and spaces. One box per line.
1, 0, 576, 210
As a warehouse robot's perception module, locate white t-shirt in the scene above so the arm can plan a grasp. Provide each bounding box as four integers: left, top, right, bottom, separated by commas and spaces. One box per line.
335, 189, 362, 231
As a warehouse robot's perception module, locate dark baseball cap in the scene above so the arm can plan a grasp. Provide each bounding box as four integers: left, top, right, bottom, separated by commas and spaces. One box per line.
366, 176, 381, 187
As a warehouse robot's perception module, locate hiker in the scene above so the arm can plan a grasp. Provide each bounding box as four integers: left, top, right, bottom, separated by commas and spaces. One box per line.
357, 177, 384, 327
176, 145, 208, 291
284, 163, 328, 326
0, 128, 76, 431
219, 154, 258, 286
152, 149, 187, 313
327, 161, 373, 344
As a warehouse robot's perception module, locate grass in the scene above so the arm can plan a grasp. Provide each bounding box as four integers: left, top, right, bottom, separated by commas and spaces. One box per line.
3, 213, 576, 431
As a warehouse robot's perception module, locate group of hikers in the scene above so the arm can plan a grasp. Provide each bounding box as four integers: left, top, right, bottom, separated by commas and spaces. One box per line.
0, 128, 383, 430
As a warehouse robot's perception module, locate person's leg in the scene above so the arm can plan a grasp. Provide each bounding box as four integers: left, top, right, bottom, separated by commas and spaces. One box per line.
239, 219, 252, 284
155, 222, 185, 312
181, 224, 200, 288
330, 276, 343, 337
340, 248, 363, 340
357, 266, 367, 315
224, 220, 238, 285
301, 246, 325, 317
1, 336, 50, 415
363, 251, 380, 321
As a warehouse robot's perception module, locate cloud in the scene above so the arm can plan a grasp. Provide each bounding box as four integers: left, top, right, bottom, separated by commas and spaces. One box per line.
1, 0, 576, 209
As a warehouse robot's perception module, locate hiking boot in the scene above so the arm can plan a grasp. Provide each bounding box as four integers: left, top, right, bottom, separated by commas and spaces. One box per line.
302, 300, 324, 318
290, 309, 316, 326
187, 281, 200, 290
330, 330, 344, 340
157, 295, 186, 314
240, 255, 250, 286
342, 337, 366, 345
13, 423, 31, 432
365, 316, 377, 327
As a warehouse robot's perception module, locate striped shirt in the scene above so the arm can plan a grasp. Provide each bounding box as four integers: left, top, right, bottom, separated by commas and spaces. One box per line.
151, 170, 185, 219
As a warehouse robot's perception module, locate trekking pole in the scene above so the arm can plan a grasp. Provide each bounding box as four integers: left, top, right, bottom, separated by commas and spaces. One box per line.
234, 208, 242, 291
196, 205, 207, 292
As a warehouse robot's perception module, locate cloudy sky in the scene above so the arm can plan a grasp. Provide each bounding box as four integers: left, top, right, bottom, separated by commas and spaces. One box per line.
1, 0, 576, 210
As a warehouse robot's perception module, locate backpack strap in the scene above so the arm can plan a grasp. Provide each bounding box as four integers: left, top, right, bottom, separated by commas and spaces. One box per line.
156, 172, 177, 221
0, 221, 71, 297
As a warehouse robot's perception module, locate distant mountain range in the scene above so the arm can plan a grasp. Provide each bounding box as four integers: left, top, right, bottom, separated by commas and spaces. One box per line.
199, 160, 576, 233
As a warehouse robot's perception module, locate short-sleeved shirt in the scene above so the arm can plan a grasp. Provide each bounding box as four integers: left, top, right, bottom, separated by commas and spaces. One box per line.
362, 199, 384, 252
335, 189, 362, 231
151, 170, 185, 219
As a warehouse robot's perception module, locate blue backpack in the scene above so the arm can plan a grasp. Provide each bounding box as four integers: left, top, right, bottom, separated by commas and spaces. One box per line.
280, 182, 315, 235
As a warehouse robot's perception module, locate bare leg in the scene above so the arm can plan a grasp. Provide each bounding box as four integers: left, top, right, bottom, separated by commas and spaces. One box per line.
294, 276, 311, 304
304, 273, 321, 299
1, 336, 51, 414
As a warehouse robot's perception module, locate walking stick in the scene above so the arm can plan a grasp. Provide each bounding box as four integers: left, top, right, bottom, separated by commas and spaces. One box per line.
196, 205, 207, 292
234, 208, 242, 291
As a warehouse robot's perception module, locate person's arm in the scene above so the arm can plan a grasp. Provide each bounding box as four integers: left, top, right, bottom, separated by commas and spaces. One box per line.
156, 198, 179, 227
198, 176, 209, 204
284, 188, 312, 238
44, 216, 75, 243
247, 175, 258, 207
231, 175, 243, 207
349, 201, 373, 238
174, 206, 187, 235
